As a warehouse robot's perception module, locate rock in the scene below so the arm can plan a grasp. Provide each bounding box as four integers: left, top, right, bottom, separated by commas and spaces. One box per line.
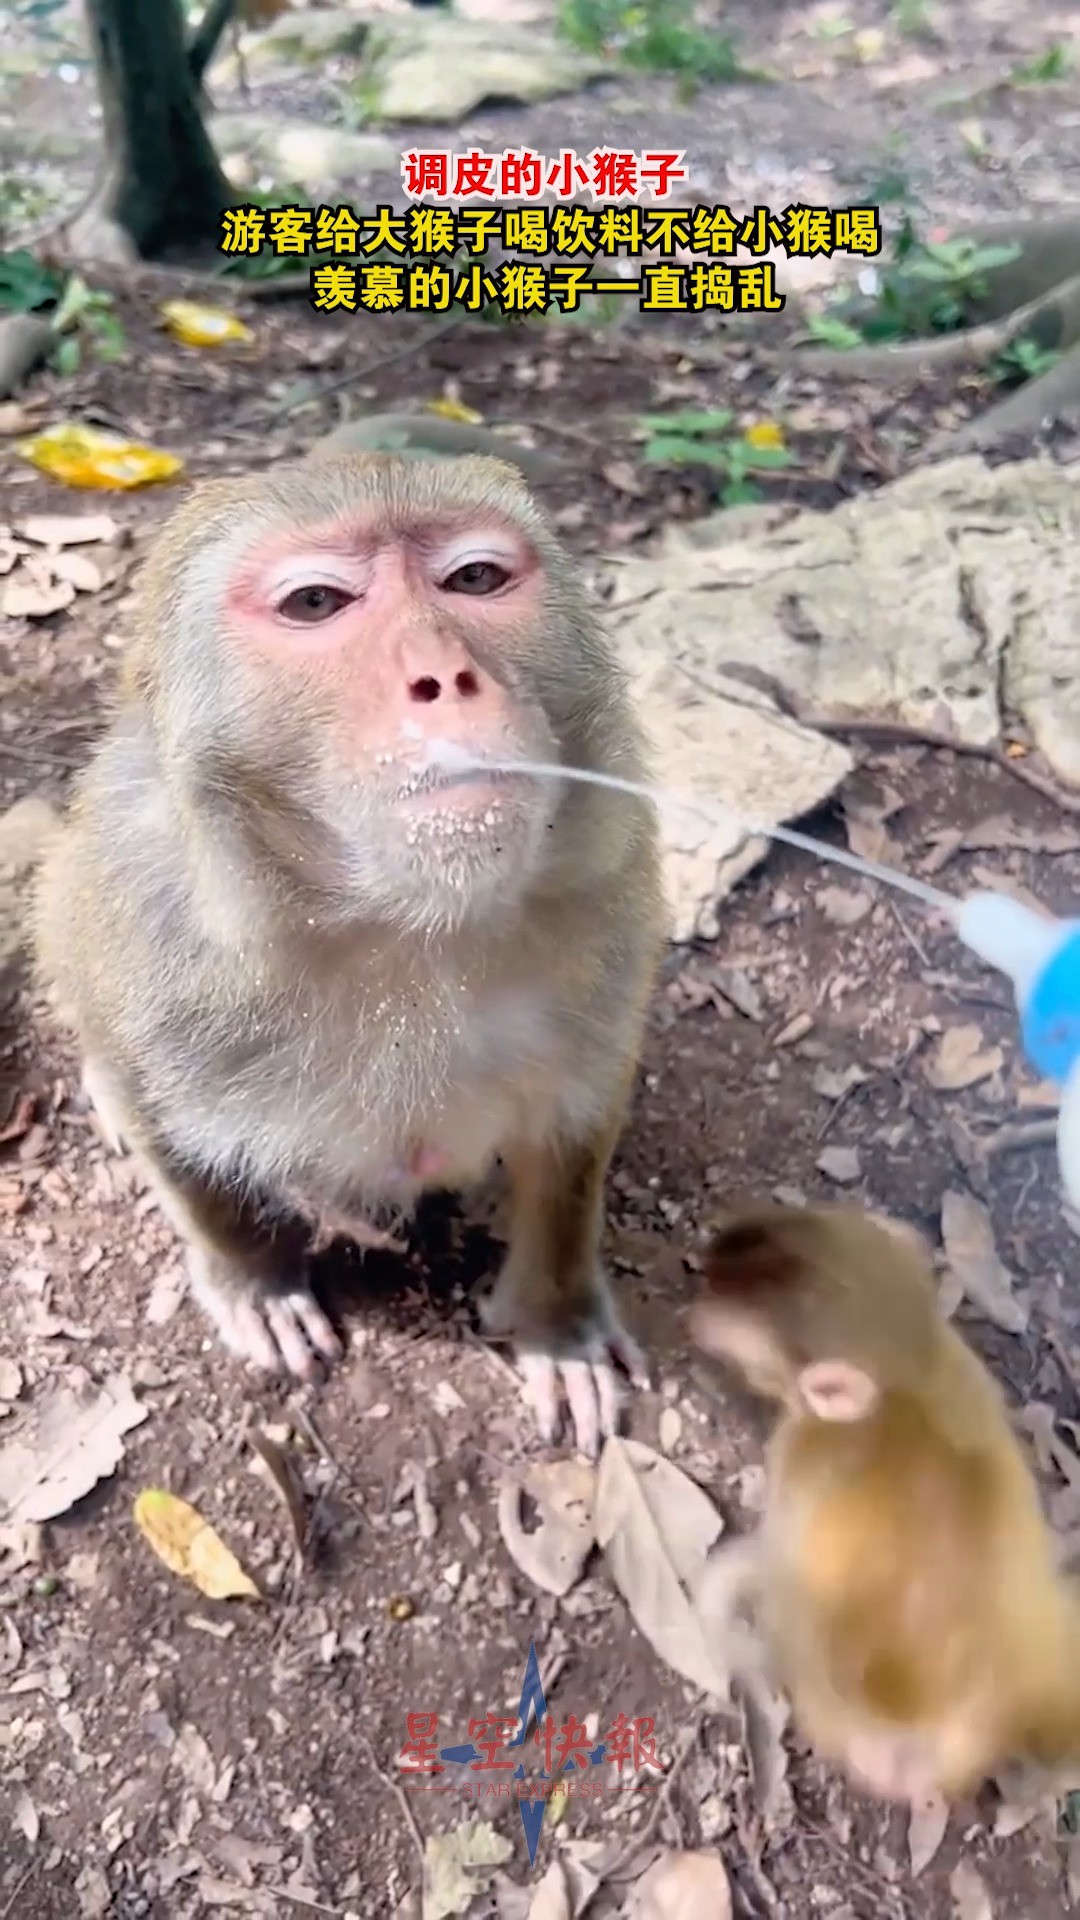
213, 116, 398, 192
356, 15, 611, 122
609, 455, 1080, 790
609, 627, 851, 943
243, 6, 371, 66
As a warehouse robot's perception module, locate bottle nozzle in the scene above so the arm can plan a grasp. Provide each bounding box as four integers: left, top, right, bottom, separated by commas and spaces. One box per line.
952, 890, 1065, 999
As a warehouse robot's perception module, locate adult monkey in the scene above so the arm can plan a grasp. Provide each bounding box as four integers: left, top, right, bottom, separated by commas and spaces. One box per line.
35, 444, 664, 1456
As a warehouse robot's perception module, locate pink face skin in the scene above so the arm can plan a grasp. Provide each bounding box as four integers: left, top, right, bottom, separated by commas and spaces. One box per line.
225, 508, 544, 812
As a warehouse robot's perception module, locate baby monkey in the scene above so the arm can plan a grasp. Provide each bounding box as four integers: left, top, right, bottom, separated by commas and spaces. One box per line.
690, 1204, 1080, 1805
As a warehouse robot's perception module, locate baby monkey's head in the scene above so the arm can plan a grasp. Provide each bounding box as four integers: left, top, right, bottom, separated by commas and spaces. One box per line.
690, 1205, 940, 1424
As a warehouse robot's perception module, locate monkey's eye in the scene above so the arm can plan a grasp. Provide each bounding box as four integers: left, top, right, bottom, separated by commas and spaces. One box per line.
441, 560, 511, 596
276, 584, 354, 624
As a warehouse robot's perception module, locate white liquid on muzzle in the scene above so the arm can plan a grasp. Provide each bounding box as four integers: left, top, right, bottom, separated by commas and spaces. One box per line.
420, 740, 957, 917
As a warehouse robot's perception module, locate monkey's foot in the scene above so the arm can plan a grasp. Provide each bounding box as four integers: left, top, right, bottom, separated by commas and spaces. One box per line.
187, 1256, 342, 1385
514, 1329, 648, 1460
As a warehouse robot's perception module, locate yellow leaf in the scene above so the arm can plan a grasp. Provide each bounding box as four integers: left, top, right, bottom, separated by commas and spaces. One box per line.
133, 1488, 260, 1600
744, 421, 785, 449
853, 25, 885, 59
425, 398, 483, 424
15, 423, 182, 491
546, 1777, 570, 1828
159, 299, 254, 348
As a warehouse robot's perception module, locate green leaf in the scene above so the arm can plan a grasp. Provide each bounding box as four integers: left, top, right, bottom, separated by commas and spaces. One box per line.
739, 444, 794, 470
51, 334, 80, 376
636, 407, 734, 437
640, 434, 709, 467
805, 313, 865, 349
720, 478, 762, 506
0, 247, 63, 314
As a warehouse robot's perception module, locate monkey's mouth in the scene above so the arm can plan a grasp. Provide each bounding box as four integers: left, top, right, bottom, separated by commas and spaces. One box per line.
393, 764, 533, 809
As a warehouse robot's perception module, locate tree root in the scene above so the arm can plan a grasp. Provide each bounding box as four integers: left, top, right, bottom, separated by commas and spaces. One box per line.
784, 268, 1080, 382
926, 337, 1080, 453
0, 315, 53, 400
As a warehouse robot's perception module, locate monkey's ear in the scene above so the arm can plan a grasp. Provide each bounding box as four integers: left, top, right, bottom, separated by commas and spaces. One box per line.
797, 1360, 878, 1422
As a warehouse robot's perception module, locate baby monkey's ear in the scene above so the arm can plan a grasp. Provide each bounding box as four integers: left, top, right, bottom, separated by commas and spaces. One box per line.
797, 1360, 879, 1422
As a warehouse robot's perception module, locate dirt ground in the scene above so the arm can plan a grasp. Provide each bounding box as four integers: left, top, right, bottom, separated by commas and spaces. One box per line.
7, 2, 1080, 1915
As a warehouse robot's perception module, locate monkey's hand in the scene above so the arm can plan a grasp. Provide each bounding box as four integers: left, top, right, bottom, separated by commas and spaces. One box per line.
187, 1247, 342, 1385
480, 1264, 648, 1460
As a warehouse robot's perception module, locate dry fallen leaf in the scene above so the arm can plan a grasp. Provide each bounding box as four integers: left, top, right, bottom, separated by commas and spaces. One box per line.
924, 1025, 1004, 1091
18, 512, 118, 547
48, 549, 104, 593
0, 1374, 147, 1524
628, 1849, 732, 1920
940, 1188, 1027, 1334
248, 1429, 308, 1563
526, 1860, 571, 1920
949, 1859, 993, 1920
908, 1790, 949, 1875
133, 1488, 261, 1601
844, 792, 903, 866
12, 1787, 39, 1845
816, 1145, 861, 1185
1, 570, 76, 619
498, 1458, 596, 1597
595, 1437, 730, 1698
816, 885, 872, 927
423, 1821, 513, 1920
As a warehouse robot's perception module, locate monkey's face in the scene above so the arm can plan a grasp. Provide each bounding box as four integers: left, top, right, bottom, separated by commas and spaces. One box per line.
161, 457, 607, 931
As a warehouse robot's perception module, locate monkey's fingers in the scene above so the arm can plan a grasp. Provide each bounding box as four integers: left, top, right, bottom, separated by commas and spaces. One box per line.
518, 1348, 629, 1460
193, 1264, 342, 1383
262, 1291, 343, 1381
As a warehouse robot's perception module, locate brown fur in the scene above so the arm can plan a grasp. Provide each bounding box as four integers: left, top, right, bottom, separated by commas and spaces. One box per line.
34, 450, 665, 1450
694, 1204, 1080, 1800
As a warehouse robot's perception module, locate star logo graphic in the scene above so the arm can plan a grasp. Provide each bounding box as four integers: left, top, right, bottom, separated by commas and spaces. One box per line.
437, 1641, 606, 1866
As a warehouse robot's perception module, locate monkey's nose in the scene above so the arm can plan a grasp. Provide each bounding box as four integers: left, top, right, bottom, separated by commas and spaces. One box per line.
407, 669, 481, 704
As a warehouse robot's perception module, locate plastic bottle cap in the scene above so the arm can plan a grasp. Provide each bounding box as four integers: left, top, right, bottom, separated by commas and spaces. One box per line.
1021, 927, 1080, 1082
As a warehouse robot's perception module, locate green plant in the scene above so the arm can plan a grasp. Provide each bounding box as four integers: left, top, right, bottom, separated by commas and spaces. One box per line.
0, 250, 126, 371
992, 336, 1060, 387
49, 275, 126, 373
1011, 41, 1071, 85
0, 175, 54, 246
891, 0, 935, 37
636, 408, 793, 506
888, 234, 1019, 334
804, 312, 865, 349
827, 221, 1021, 344
0, 248, 64, 313
557, 0, 753, 90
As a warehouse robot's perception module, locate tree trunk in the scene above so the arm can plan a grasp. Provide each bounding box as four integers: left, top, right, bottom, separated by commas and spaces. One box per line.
84, 0, 235, 261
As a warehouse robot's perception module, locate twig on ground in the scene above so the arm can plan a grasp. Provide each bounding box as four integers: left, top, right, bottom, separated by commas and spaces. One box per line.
605, 1714, 702, 1875
707, 660, 1080, 819
888, 897, 932, 968
248, 316, 464, 425
356, 1727, 425, 1861
264, 1891, 345, 1917
976, 1117, 1058, 1160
